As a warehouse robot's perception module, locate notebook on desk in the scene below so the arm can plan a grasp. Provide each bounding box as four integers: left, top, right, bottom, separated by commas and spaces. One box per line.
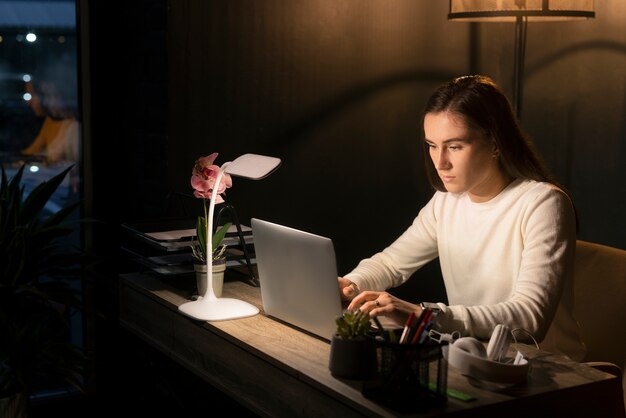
251, 218, 344, 341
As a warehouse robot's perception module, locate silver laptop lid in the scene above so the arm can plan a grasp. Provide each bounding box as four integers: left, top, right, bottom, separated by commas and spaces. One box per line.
251, 218, 343, 341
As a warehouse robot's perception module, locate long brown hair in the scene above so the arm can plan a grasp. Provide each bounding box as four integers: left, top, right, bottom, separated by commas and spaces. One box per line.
422, 75, 554, 192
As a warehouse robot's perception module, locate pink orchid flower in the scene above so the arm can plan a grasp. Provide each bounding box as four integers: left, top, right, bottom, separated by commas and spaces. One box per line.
191, 152, 232, 203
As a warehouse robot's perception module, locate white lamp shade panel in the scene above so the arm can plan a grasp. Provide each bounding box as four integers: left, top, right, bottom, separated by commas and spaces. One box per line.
225, 153, 281, 180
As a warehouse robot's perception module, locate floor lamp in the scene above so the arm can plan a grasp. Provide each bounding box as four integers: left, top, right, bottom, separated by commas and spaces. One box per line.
179, 153, 281, 321
448, 0, 595, 118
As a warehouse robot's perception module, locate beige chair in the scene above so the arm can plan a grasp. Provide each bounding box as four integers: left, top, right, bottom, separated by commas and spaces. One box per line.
573, 240, 626, 415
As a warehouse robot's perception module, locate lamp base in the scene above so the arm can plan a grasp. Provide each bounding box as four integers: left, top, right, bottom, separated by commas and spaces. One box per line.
178, 297, 259, 321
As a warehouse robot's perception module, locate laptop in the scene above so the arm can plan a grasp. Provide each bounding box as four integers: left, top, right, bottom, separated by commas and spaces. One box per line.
251, 218, 345, 341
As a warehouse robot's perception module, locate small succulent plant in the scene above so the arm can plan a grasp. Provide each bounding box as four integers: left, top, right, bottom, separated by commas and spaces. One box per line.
335, 309, 372, 339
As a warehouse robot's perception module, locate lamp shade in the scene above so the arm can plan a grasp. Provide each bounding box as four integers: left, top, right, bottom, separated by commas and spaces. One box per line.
448, 0, 595, 22
224, 153, 281, 180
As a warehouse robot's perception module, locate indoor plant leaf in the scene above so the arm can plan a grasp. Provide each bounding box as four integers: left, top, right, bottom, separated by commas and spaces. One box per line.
0, 163, 87, 402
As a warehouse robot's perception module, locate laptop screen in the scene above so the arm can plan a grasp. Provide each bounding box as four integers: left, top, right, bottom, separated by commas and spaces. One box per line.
251, 218, 344, 341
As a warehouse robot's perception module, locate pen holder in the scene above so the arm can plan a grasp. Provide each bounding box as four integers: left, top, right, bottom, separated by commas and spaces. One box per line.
362, 339, 448, 411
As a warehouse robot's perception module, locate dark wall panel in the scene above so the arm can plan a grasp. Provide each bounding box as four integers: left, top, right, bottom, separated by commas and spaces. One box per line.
166, 1, 463, 282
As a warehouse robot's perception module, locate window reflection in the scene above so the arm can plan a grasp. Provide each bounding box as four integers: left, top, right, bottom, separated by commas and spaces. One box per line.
0, 0, 80, 214
0, 1, 83, 400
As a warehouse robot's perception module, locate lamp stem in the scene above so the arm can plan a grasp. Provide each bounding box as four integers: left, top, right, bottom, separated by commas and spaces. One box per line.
204, 162, 231, 301
513, 16, 527, 119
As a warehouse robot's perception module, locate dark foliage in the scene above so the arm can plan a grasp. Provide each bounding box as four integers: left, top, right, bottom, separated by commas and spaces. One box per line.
0, 164, 86, 400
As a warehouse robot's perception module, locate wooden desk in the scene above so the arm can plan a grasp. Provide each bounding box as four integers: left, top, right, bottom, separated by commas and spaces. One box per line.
119, 272, 622, 417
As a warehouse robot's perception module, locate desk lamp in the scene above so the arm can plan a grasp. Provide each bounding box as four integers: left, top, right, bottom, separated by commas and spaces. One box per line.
448, 0, 595, 118
178, 153, 281, 321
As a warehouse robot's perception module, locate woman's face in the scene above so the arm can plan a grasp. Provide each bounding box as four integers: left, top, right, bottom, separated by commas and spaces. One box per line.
424, 111, 505, 202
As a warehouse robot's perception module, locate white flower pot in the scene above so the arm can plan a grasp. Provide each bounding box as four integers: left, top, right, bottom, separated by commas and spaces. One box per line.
194, 259, 226, 298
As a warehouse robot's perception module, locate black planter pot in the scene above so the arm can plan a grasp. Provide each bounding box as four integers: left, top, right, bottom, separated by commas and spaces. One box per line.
328, 334, 377, 379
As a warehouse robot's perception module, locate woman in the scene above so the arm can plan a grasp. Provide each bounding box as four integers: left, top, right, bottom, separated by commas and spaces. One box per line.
339, 75, 586, 361
21, 79, 79, 165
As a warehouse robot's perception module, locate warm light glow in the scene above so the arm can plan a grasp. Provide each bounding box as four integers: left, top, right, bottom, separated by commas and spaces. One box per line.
447, 0, 595, 118
449, 0, 595, 22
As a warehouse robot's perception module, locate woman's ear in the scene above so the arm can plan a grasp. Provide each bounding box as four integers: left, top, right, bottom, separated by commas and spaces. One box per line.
491, 142, 499, 158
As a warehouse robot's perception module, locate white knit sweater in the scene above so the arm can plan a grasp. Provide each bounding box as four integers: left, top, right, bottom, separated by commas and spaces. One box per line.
345, 179, 586, 361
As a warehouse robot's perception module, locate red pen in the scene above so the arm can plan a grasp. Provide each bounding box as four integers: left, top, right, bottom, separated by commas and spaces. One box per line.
400, 311, 415, 344
410, 308, 432, 345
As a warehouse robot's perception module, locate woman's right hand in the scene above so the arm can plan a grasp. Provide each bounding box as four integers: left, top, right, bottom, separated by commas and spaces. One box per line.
338, 277, 359, 301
